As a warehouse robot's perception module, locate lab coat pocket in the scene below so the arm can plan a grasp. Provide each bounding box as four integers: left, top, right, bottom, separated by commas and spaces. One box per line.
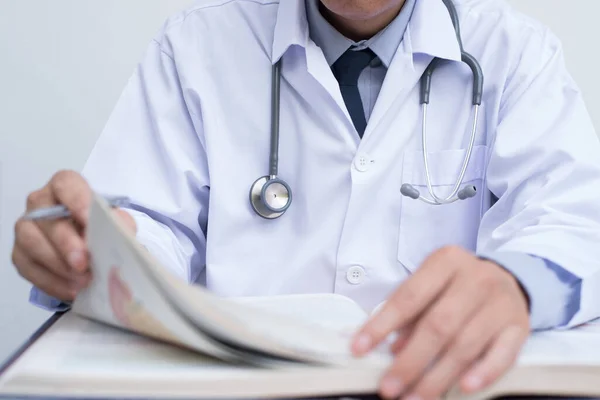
397, 145, 488, 272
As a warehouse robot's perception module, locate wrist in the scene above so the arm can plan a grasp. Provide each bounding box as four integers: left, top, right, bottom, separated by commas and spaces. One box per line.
483, 259, 531, 313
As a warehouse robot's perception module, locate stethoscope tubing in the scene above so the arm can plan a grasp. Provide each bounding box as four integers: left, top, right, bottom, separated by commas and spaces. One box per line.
250, 0, 484, 217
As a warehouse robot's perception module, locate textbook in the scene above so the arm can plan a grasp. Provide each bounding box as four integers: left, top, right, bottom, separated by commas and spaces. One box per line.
1, 195, 600, 399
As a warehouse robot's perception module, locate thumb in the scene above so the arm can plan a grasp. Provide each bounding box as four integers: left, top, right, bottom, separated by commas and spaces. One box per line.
113, 209, 137, 234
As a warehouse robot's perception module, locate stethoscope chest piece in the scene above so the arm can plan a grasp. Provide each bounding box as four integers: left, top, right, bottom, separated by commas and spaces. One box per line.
250, 176, 292, 219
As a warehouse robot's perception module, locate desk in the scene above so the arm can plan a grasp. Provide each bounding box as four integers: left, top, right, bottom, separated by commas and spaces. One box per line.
0, 314, 597, 400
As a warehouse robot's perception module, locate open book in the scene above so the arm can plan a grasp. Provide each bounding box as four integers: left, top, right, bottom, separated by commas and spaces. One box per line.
1, 194, 600, 399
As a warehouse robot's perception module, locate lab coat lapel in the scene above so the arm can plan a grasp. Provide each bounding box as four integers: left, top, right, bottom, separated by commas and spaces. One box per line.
278, 43, 360, 151
364, 0, 462, 142
305, 41, 360, 148
363, 34, 423, 142
271, 0, 359, 149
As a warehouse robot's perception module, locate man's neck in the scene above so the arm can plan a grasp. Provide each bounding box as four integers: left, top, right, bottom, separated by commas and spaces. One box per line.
318, 1, 407, 41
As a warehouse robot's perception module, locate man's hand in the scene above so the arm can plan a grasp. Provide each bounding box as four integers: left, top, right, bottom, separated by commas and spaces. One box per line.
352, 246, 530, 400
108, 267, 134, 326
12, 170, 137, 303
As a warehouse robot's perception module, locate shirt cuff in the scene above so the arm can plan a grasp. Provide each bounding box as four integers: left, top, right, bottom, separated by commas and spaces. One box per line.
29, 286, 71, 313
478, 251, 582, 331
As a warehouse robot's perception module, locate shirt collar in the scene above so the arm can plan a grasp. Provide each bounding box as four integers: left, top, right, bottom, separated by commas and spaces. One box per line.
408, 0, 462, 62
271, 0, 462, 66
305, 0, 417, 68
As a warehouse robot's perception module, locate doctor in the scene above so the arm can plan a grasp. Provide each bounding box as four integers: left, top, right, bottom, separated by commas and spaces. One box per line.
11, 0, 600, 398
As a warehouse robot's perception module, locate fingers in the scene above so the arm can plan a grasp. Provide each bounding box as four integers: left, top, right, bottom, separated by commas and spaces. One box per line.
27, 171, 91, 271
460, 325, 528, 394
13, 170, 93, 300
389, 323, 414, 353
378, 267, 488, 399
24, 186, 89, 273
353, 247, 462, 355
109, 267, 132, 300
48, 170, 92, 226
41, 219, 88, 272
19, 215, 88, 272
401, 297, 521, 400
360, 249, 530, 400
14, 219, 72, 280
12, 246, 77, 302
109, 267, 133, 325
114, 209, 137, 234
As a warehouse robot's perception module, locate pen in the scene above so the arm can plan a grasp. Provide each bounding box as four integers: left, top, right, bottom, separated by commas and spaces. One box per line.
22, 196, 131, 222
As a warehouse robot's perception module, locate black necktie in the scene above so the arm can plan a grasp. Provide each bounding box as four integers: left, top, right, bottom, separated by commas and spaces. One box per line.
331, 48, 376, 138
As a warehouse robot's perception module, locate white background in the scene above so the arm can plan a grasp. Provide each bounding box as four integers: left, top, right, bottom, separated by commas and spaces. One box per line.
0, 0, 598, 362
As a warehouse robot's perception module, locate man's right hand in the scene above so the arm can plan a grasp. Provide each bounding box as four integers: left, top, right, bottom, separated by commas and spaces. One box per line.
11, 170, 137, 303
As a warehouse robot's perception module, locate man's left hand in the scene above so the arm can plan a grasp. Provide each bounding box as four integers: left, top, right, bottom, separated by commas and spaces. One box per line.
352, 246, 530, 400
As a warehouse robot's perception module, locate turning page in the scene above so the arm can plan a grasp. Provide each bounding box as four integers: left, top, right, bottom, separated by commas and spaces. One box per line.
73, 196, 268, 364
75, 194, 393, 366
72, 198, 290, 364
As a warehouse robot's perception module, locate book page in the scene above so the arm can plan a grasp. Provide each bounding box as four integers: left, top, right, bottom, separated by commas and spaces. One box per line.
144, 252, 391, 365
71, 196, 246, 363
228, 294, 369, 333
568, 317, 600, 334
518, 327, 600, 366
0, 313, 222, 379
0, 313, 386, 399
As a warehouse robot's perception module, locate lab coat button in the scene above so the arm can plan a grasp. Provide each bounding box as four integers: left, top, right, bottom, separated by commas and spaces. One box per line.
347, 266, 365, 285
354, 154, 372, 172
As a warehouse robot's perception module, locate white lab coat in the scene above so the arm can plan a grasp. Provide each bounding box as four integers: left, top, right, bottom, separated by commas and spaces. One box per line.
80, 0, 600, 328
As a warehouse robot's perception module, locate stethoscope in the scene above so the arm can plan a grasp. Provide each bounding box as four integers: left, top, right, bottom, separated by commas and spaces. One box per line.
250, 0, 484, 219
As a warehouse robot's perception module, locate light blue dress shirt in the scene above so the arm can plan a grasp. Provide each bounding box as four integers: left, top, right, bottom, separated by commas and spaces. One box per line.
304, 0, 581, 330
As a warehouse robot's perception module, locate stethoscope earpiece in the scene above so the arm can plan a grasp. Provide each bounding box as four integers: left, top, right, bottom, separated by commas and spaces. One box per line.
400, 184, 420, 200
401, 183, 477, 205
457, 185, 477, 200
